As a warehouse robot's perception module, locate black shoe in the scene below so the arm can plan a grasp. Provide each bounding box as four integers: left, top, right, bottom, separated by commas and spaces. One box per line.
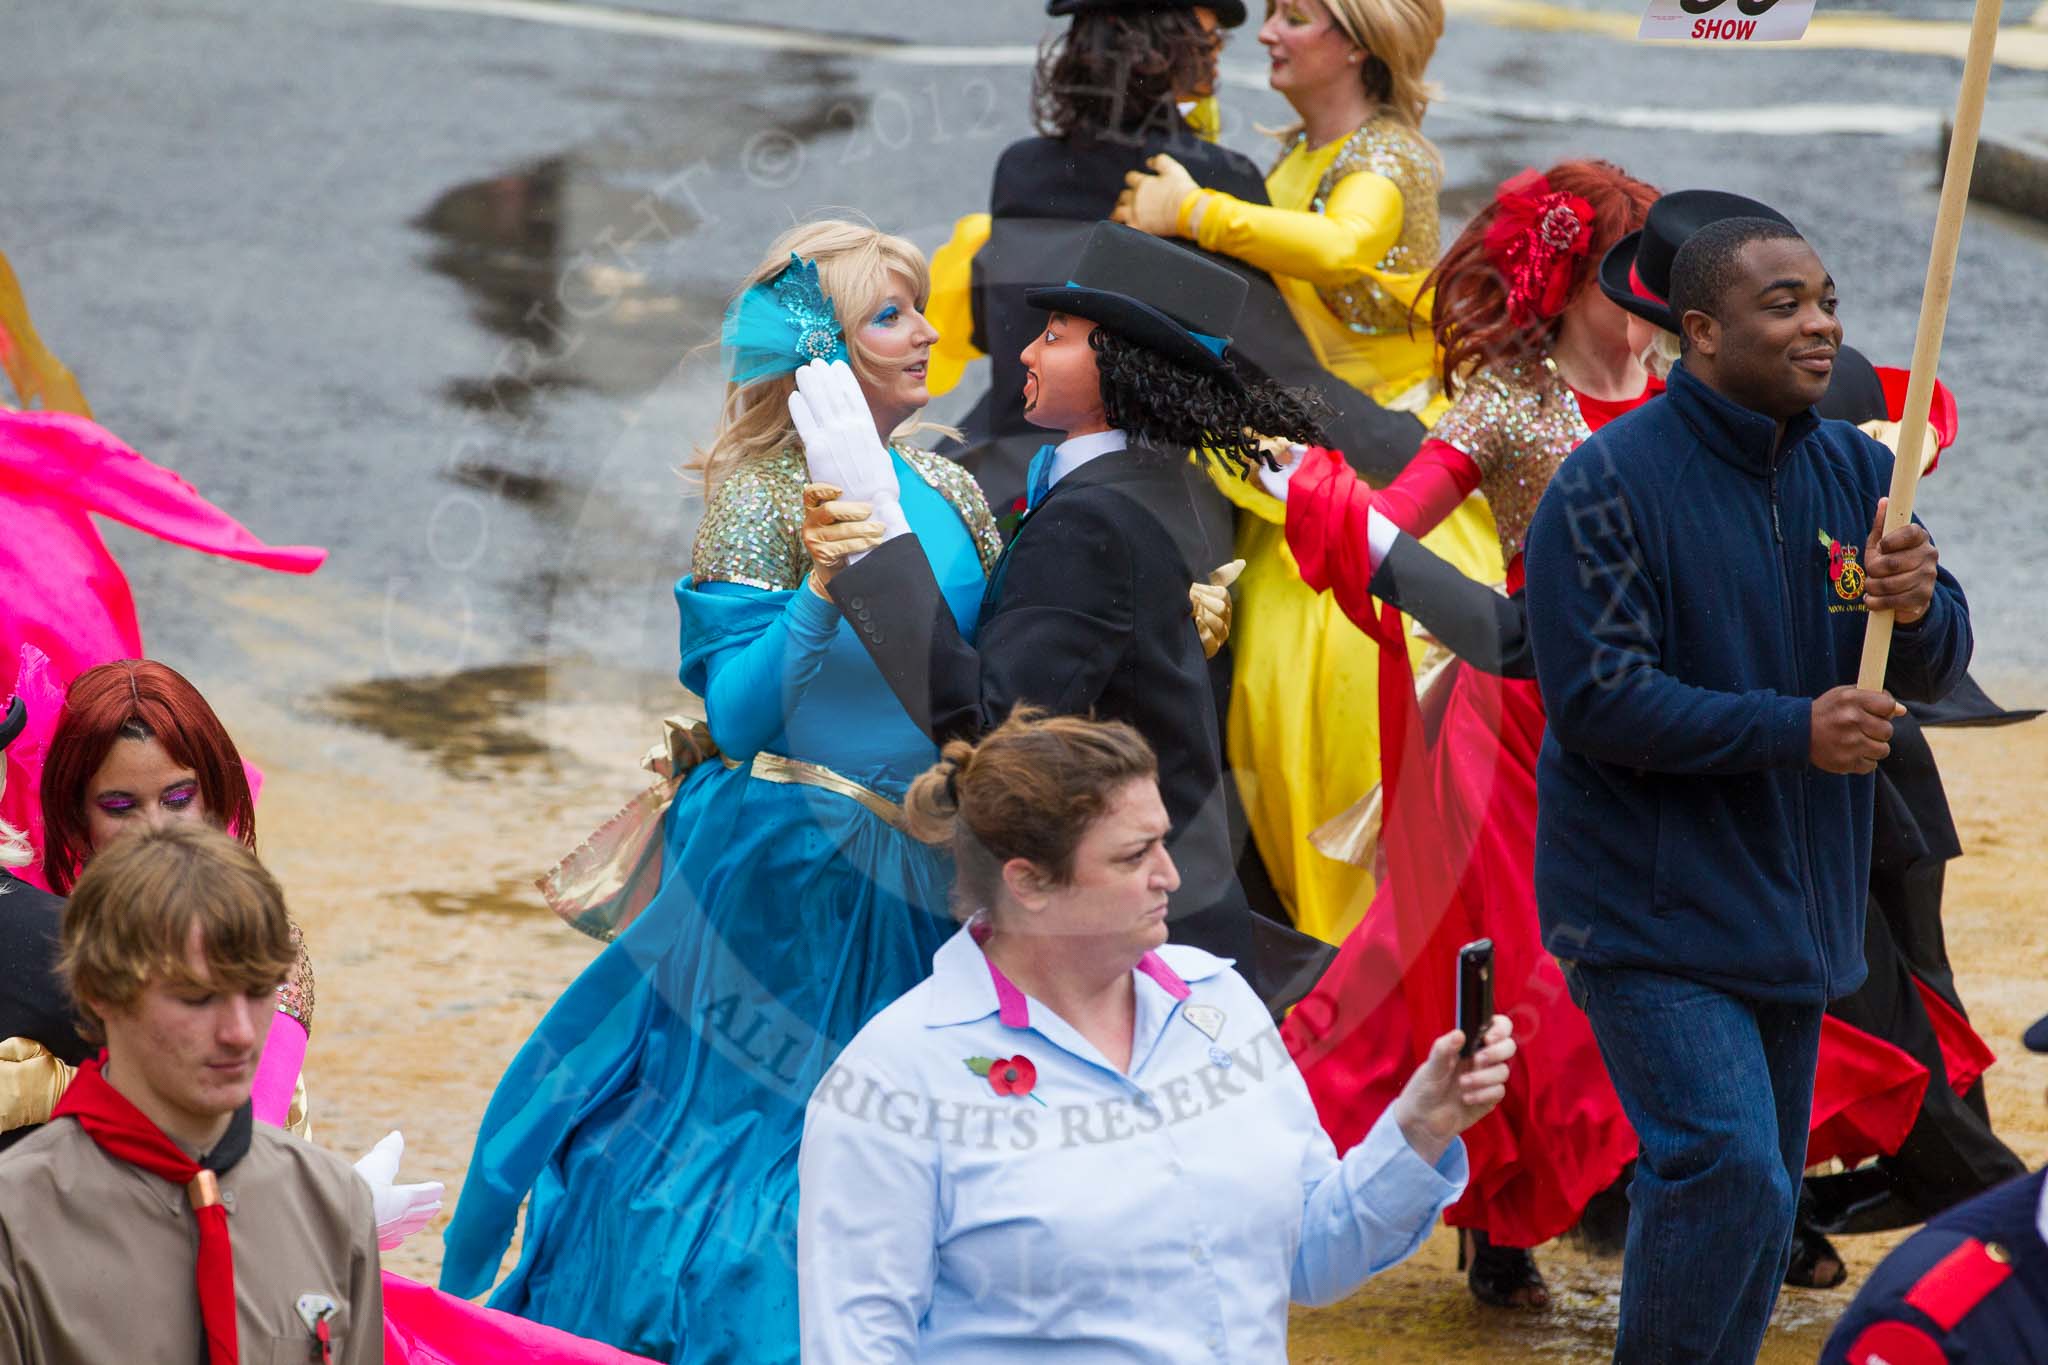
1805, 1168, 1926, 1237
1803, 1167, 1901, 1234
1458, 1228, 1552, 1310
1784, 1200, 1850, 1290
1569, 1161, 1634, 1260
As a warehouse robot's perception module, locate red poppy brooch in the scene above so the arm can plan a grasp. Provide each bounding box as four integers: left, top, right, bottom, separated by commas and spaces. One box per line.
996, 495, 1029, 543
964, 1054, 1046, 1105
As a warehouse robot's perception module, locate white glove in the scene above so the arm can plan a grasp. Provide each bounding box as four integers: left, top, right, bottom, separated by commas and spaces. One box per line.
353, 1130, 445, 1251
789, 360, 908, 543
1365, 504, 1401, 573
1256, 442, 1310, 502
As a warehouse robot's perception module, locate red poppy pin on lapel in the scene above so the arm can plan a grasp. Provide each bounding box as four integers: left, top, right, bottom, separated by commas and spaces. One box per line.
964, 1054, 1046, 1105
1818, 528, 1866, 601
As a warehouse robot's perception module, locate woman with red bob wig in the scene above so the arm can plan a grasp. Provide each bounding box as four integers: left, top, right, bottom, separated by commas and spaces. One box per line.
38, 659, 312, 1131
1273, 159, 1943, 1303
38, 659, 258, 893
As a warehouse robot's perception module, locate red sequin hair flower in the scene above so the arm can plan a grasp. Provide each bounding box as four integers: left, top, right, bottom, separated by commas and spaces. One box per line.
1482, 169, 1597, 327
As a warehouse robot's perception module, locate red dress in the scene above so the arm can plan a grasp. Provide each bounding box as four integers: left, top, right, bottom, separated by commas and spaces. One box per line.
1279, 360, 1948, 1247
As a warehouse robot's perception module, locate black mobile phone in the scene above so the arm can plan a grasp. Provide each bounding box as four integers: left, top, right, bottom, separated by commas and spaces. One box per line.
1456, 938, 1494, 1057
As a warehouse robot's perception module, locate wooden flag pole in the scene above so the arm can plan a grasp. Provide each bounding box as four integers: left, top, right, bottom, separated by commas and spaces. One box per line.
1857, 0, 2004, 690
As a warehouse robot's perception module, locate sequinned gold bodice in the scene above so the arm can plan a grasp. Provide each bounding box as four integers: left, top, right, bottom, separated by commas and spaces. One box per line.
276, 919, 316, 1032
1427, 357, 1589, 565
691, 445, 1001, 591
1290, 115, 1441, 336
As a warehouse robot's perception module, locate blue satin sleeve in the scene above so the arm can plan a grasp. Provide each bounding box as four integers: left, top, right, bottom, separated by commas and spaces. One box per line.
677, 576, 845, 761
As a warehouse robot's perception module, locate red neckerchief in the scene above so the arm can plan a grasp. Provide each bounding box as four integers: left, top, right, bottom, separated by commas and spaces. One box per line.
51, 1053, 246, 1365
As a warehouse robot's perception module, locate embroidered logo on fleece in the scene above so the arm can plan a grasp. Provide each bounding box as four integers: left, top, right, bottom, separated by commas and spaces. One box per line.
1818, 529, 1867, 612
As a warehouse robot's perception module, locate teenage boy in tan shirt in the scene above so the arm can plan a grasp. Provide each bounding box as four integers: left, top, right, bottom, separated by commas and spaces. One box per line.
0, 823, 379, 1365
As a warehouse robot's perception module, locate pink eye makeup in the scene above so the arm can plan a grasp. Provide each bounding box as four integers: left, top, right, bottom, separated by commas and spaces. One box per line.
92, 780, 198, 816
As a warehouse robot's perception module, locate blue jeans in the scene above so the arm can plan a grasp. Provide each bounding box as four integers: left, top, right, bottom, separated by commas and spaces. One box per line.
1563, 963, 1825, 1364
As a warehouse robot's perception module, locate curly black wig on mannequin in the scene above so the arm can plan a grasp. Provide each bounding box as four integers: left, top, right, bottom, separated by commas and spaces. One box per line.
1089, 328, 1329, 473
1032, 10, 1221, 142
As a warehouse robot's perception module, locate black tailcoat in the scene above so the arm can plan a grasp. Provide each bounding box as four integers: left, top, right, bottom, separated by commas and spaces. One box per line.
831, 447, 1330, 1008
954, 131, 1423, 510
0, 872, 90, 1154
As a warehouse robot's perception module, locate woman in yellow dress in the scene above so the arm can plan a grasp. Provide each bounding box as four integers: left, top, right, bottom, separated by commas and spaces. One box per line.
1115, 0, 1502, 944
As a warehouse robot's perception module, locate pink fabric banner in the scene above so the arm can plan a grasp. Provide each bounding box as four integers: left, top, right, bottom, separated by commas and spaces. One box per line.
0, 409, 323, 881
381, 1273, 661, 1364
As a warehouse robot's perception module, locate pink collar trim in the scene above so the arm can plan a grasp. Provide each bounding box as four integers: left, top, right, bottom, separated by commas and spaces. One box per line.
969, 920, 1189, 1027
1137, 951, 1192, 1001
969, 919, 1031, 1027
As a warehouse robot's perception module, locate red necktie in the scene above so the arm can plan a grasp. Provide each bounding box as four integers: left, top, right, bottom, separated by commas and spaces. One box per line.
52, 1054, 242, 1365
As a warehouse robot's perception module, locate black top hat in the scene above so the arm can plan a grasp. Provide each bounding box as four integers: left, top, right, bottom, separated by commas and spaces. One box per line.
0, 696, 23, 754
1598, 190, 1796, 335
1024, 221, 1248, 379
1046, 0, 1249, 28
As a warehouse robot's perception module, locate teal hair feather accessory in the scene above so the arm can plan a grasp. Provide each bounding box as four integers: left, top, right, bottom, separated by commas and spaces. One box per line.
721, 253, 849, 386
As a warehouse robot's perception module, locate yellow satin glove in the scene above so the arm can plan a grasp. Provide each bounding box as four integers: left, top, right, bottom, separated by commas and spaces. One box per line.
1190, 559, 1246, 659
800, 483, 888, 598
1114, 154, 1202, 239
0, 1037, 75, 1135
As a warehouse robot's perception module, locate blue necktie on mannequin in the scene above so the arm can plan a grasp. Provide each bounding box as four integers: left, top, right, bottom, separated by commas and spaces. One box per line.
1024, 443, 1057, 513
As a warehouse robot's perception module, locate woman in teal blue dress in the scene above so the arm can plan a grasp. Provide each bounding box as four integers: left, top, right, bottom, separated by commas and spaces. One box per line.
439, 221, 1001, 1363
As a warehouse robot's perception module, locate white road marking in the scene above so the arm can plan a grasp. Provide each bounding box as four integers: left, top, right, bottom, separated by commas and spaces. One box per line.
1429, 92, 1941, 136
353, 0, 1037, 64
1215, 65, 1935, 136
346, 0, 2011, 130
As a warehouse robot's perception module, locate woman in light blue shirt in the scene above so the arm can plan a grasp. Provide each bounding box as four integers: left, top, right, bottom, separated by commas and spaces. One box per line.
797, 710, 1515, 1363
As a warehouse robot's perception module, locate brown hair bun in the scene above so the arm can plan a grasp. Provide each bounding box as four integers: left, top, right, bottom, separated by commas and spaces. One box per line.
906, 708, 1157, 923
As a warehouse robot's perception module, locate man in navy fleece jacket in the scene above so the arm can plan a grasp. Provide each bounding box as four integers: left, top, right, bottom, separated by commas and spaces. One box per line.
1524, 217, 1971, 1364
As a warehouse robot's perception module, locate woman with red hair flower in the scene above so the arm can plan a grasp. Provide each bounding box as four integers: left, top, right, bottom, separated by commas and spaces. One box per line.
1273, 160, 1942, 1307
1271, 159, 1662, 1308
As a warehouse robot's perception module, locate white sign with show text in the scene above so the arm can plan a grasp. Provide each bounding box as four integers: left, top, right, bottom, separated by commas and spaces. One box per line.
1638, 0, 1818, 42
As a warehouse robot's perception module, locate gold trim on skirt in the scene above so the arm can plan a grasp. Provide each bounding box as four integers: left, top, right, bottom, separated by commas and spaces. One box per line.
540, 727, 909, 943
734, 753, 908, 834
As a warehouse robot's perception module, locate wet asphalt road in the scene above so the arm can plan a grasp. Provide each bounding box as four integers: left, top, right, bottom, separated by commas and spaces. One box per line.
4, 0, 2046, 698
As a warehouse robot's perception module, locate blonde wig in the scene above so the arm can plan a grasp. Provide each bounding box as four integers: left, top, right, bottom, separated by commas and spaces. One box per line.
1639, 326, 1683, 381
690, 220, 945, 495
0, 764, 28, 873
1322, 0, 1444, 128
0, 821, 28, 873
